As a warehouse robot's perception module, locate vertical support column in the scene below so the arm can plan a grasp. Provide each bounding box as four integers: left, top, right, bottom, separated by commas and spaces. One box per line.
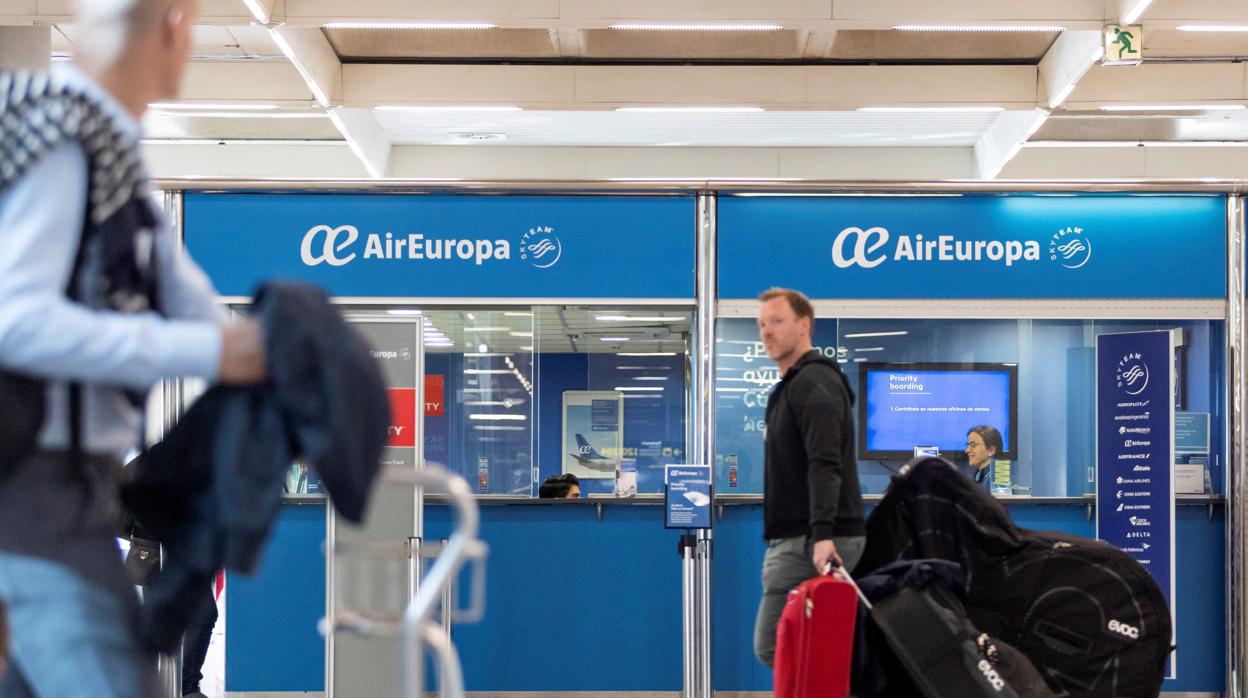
693, 192, 717, 698
1229, 194, 1246, 698
157, 190, 184, 698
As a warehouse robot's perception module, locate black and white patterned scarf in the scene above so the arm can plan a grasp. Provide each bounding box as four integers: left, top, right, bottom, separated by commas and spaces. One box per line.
0, 69, 159, 314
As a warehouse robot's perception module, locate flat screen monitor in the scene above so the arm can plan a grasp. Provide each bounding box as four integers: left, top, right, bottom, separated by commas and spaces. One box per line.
858, 362, 1018, 462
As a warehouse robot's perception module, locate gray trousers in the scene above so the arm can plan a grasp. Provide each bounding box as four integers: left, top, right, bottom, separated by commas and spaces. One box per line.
752, 534, 866, 668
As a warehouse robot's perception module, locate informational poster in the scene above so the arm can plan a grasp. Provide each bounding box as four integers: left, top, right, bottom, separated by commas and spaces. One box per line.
1096, 330, 1176, 677
665, 465, 712, 529
562, 391, 624, 480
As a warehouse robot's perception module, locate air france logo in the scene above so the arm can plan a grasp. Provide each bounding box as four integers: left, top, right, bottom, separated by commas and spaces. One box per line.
519, 226, 562, 269
1115, 352, 1150, 396
1049, 226, 1093, 269
299, 224, 513, 267
830, 226, 1040, 269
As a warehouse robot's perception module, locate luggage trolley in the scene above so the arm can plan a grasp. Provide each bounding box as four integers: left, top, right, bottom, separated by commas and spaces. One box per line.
323, 464, 488, 697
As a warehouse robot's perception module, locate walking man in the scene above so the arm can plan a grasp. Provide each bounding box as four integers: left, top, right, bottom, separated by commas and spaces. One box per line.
752, 288, 865, 668
0, 1, 267, 694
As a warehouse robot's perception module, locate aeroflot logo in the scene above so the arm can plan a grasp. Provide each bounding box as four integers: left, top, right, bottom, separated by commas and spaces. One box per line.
300, 224, 517, 267
831, 225, 1087, 270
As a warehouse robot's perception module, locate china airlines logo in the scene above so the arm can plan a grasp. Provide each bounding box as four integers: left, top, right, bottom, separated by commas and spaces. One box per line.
831, 226, 890, 269
301, 225, 358, 267
1115, 352, 1150, 396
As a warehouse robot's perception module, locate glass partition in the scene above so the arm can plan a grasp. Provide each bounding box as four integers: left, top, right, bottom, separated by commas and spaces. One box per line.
714, 316, 1225, 498
343, 306, 692, 497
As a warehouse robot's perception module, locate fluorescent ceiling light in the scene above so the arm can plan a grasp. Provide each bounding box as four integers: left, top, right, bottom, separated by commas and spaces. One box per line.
504, 311, 533, 317
1025, 140, 1248, 148
609, 23, 783, 31
151, 112, 327, 119
468, 414, 527, 421
595, 315, 686, 322
467, 326, 510, 333
1178, 25, 1248, 32
855, 347, 886, 353
324, 22, 498, 30
858, 106, 1004, 113
1099, 104, 1246, 111
1121, 0, 1153, 25
150, 102, 278, 110
463, 352, 508, 357
375, 105, 522, 112
464, 369, 511, 375
623, 394, 663, 399
520, 345, 534, 351
600, 337, 631, 342
615, 107, 765, 113
716, 387, 750, 393
853, 358, 870, 362
473, 425, 526, 432
619, 352, 678, 357
240, 0, 269, 23
509, 331, 533, 338
633, 376, 670, 381
613, 386, 664, 392
386, 309, 422, 315
844, 331, 909, 338
893, 24, 1065, 32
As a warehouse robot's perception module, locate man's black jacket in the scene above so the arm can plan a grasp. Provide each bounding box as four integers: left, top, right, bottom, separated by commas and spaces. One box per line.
763, 349, 864, 541
122, 282, 390, 652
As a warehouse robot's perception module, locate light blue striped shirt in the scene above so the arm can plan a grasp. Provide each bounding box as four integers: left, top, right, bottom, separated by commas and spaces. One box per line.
0, 63, 225, 461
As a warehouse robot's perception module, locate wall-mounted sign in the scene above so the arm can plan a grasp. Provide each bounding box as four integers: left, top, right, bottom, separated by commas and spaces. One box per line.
1104, 24, 1143, 66
1096, 329, 1176, 677
718, 195, 1226, 299
185, 193, 695, 299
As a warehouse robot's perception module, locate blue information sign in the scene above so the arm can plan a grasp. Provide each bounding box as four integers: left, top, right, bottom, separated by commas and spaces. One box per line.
665, 465, 712, 529
184, 193, 695, 299
718, 195, 1226, 299
1096, 330, 1175, 675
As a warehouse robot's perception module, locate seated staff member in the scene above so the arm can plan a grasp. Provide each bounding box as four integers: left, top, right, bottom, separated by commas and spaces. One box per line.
961, 425, 1003, 492
539, 473, 581, 499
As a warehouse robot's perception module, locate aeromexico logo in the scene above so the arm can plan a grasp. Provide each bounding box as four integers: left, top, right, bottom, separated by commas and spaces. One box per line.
299, 224, 563, 269
830, 225, 1091, 270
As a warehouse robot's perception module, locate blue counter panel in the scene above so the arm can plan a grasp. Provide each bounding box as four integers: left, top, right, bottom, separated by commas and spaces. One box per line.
225, 501, 1224, 693
225, 502, 326, 692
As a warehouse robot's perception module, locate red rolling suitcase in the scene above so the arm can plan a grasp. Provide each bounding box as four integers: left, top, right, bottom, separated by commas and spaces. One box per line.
774, 573, 857, 698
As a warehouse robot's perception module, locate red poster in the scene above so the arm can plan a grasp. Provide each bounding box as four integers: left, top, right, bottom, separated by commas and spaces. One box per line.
387, 388, 416, 448
425, 375, 445, 416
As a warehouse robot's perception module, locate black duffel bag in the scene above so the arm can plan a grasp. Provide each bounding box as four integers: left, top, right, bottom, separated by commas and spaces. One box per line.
0, 371, 45, 474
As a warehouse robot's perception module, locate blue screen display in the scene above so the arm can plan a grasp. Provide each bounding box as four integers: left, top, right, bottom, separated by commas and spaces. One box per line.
863, 367, 1013, 455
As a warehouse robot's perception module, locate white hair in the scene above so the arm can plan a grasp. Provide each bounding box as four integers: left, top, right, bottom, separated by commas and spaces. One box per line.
72, 0, 180, 67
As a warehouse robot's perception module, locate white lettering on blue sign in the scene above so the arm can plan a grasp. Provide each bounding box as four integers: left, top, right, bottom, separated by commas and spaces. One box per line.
831, 226, 1046, 270
302, 225, 514, 267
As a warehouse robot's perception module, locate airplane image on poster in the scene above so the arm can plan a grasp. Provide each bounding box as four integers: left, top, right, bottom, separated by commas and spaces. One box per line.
569, 434, 617, 473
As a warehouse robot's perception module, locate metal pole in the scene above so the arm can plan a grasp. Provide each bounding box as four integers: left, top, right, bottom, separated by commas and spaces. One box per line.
324, 504, 337, 698
681, 537, 696, 698
1228, 194, 1246, 698
693, 192, 717, 697
440, 537, 452, 698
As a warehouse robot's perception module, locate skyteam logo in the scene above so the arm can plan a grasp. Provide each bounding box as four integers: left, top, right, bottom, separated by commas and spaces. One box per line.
1049, 226, 1093, 269
830, 226, 1040, 269
1115, 352, 1150, 396
519, 226, 562, 269
299, 224, 512, 267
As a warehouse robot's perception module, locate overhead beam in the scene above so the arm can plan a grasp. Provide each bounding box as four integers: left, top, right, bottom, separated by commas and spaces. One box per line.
329, 108, 391, 178
343, 64, 1038, 109
270, 25, 341, 106
1067, 62, 1248, 107
1037, 29, 1101, 108
974, 108, 1049, 178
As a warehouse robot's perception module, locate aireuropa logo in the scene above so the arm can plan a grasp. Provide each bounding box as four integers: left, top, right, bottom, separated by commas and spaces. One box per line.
830, 226, 1041, 270
300, 224, 514, 268
1049, 226, 1093, 269
519, 225, 562, 269
1115, 352, 1150, 396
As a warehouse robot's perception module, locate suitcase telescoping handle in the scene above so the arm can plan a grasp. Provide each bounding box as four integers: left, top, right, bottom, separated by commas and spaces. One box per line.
825, 562, 873, 610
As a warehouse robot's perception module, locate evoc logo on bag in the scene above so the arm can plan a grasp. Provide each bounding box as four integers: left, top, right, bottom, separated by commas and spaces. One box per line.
1107, 619, 1141, 640
977, 659, 1006, 691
